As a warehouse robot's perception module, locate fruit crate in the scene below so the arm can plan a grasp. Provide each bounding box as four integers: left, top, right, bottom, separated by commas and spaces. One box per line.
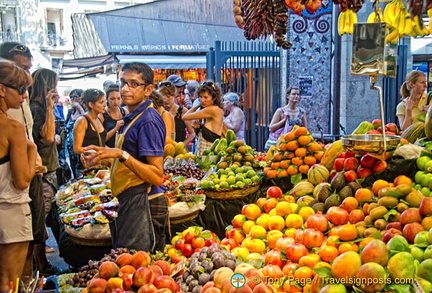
203, 182, 261, 200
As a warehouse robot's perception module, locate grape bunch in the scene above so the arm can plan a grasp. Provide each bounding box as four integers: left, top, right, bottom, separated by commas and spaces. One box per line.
176, 243, 236, 293
164, 163, 206, 179
67, 248, 135, 287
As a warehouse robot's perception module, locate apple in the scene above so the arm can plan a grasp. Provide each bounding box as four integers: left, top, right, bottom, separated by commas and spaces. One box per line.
360, 154, 377, 169
266, 186, 283, 198
403, 222, 424, 243
356, 167, 372, 179
385, 123, 398, 134
174, 239, 185, 251
400, 208, 422, 225
372, 119, 382, 125
344, 157, 359, 170
419, 197, 432, 217
337, 152, 347, 159
334, 158, 345, 172
386, 222, 402, 231
154, 275, 178, 292
373, 160, 388, 173
366, 129, 381, 135
381, 228, 402, 243
344, 170, 357, 183
181, 243, 193, 257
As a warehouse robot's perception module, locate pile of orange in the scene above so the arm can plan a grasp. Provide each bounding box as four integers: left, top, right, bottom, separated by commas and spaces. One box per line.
264, 126, 324, 179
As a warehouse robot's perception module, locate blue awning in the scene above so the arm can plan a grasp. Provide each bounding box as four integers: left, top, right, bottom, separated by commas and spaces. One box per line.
116, 54, 207, 69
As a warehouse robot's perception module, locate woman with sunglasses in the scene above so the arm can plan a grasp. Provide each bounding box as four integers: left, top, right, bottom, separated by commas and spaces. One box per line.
73, 89, 107, 174
0, 60, 37, 291
64, 89, 84, 178
182, 81, 224, 156
158, 80, 195, 148
101, 84, 128, 148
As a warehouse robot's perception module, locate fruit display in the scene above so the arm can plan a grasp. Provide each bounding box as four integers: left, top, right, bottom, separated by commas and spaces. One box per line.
175, 243, 237, 293
55, 171, 118, 239
164, 137, 188, 159
264, 126, 325, 179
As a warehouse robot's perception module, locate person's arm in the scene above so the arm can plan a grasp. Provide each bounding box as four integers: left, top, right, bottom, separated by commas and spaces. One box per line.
162, 111, 175, 140
106, 120, 124, 142
73, 116, 87, 155
82, 146, 164, 187
183, 119, 196, 146
302, 111, 307, 129
9, 121, 37, 190
182, 105, 214, 121
227, 108, 244, 133
40, 89, 57, 143
269, 108, 286, 132
398, 98, 415, 131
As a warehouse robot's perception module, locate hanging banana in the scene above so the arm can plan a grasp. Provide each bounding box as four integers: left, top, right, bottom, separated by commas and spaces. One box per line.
385, 26, 399, 44
367, 8, 384, 23
338, 10, 347, 35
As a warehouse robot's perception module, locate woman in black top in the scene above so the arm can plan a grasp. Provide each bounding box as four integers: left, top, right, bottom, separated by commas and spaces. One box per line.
73, 89, 107, 174
157, 81, 195, 149
101, 85, 128, 147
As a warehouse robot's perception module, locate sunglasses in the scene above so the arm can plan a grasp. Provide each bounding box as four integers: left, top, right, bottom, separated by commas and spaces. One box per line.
118, 80, 149, 89
158, 81, 173, 88
2, 83, 27, 95
201, 81, 217, 90
70, 95, 80, 100
8, 45, 29, 54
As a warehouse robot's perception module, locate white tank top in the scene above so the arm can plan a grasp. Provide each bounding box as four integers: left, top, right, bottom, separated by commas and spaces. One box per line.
0, 155, 30, 204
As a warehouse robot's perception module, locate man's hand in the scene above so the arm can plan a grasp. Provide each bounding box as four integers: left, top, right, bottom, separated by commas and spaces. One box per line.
83, 145, 122, 164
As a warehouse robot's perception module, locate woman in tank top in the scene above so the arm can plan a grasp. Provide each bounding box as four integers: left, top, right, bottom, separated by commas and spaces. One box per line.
0, 60, 37, 292
73, 88, 107, 174
101, 84, 128, 147
157, 81, 195, 148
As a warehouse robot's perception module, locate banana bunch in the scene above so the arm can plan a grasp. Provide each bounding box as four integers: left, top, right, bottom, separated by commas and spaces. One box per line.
411, 15, 430, 37
383, 0, 401, 25
338, 9, 357, 35
367, 8, 384, 23
428, 8, 432, 34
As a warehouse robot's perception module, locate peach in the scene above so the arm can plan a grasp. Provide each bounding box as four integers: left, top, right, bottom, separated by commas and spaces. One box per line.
133, 267, 155, 287
154, 289, 173, 293
137, 284, 158, 293
400, 208, 421, 225
116, 253, 133, 267
99, 261, 119, 280
229, 285, 253, 293
87, 278, 108, 293
213, 267, 234, 288
106, 277, 124, 293
149, 265, 163, 277
118, 265, 136, 278
111, 289, 124, 293
201, 281, 216, 293
220, 278, 233, 293
154, 275, 178, 292
252, 283, 277, 293
131, 251, 151, 268
122, 274, 133, 291
234, 263, 254, 275
153, 260, 171, 275
202, 288, 222, 293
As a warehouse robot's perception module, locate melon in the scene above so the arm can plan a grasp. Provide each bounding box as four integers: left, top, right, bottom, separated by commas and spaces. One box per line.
308, 164, 330, 185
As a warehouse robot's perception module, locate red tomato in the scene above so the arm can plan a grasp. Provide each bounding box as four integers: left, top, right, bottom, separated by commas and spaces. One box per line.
181, 243, 193, 257
191, 237, 206, 249
175, 239, 185, 251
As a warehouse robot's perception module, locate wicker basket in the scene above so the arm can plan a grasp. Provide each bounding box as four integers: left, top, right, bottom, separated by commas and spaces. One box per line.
204, 182, 261, 200
170, 209, 200, 224
69, 235, 112, 247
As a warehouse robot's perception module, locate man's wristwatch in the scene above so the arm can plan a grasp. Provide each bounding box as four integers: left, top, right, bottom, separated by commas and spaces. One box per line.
119, 151, 130, 163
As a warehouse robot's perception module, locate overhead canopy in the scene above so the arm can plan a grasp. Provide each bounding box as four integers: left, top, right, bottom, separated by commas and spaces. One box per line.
61, 54, 115, 68
116, 54, 207, 69
88, 16, 246, 54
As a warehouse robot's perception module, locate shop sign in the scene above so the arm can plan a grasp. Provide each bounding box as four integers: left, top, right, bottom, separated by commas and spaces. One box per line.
154, 73, 167, 84
299, 76, 313, 98
183, 72, 198, 81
